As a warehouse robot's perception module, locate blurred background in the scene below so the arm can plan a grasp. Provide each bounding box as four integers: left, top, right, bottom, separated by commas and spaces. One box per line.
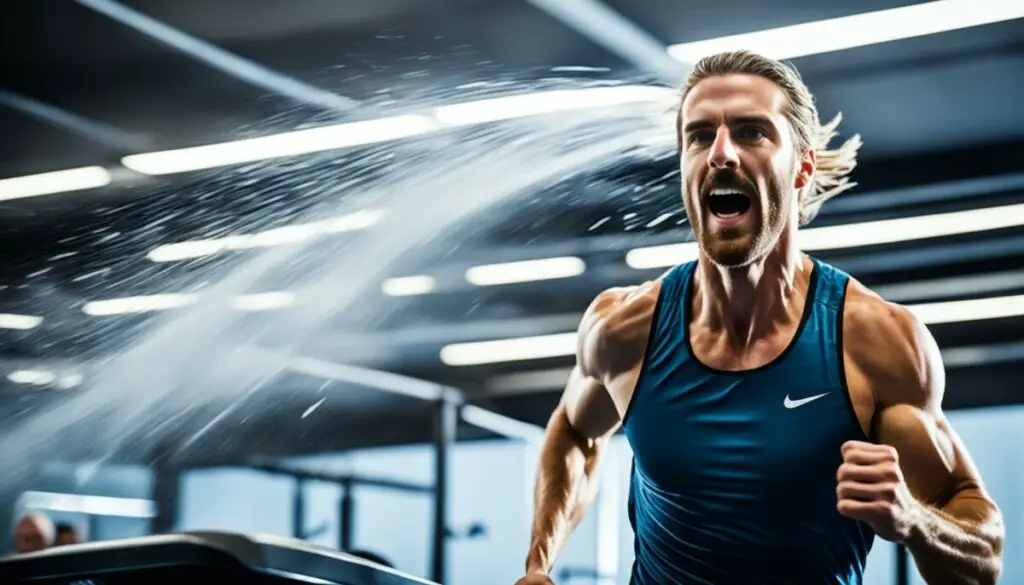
1, 1, 1023, 584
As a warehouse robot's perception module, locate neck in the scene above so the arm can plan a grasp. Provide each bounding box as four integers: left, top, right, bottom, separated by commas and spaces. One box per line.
693, 228, 809, 347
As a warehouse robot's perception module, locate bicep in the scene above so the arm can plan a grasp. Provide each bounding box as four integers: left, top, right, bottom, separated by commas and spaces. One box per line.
871, 310, 991, 512
874, 403, 961, 506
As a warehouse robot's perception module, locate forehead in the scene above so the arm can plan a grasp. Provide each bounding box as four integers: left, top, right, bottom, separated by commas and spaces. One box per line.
682, 73, 788, 122
17, 514, 49, 530
16, 520, 40, 533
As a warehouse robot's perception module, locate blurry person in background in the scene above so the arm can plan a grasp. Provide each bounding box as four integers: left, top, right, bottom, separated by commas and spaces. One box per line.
12, 512, 55, 554
55, 522, 82, 546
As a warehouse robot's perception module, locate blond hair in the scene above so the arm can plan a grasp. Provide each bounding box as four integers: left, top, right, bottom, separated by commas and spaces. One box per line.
676, 50, 862, 225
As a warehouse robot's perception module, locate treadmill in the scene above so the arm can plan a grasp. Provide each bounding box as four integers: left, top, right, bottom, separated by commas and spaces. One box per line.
0, 531, 438, 585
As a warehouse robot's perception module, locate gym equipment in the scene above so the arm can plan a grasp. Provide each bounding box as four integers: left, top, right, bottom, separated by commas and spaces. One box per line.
0, 530, 437, 585
248, 459, 434, 552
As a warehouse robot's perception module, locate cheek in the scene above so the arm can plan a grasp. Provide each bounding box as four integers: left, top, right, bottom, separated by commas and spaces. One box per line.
682, 162, 704, 196
770, 150, 798, 187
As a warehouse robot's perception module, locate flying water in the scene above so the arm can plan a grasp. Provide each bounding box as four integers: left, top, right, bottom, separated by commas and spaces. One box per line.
0, 81, 680, 489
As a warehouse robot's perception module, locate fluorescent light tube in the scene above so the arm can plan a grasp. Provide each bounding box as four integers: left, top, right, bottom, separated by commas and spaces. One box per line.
433, 85, 672, 126
626, 242, 700, 271
382, 276, 437, 297
909, 294, 1024, 325
466, 257, 586, 286
440, 332, 577, 366
122, 115, 440, 175
82, 291, 294, 316
799, 203, 1024, 251
0, 166, 111, 201
147, 209, 383, 262
667, 1, 1024, 63
0, 313, 43, 330
7, 370, 57, 385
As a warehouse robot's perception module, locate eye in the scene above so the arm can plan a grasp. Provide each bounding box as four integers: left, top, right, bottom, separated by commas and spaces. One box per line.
688, 130, 715, 145
737, 125, 767, 141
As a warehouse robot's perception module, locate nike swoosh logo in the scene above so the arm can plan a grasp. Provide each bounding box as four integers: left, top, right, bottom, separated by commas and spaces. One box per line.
784, 393, 830, 409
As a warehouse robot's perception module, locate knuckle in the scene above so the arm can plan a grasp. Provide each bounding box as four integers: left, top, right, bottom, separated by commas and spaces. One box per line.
882, 464, 900, 481
879, 484, 897, 501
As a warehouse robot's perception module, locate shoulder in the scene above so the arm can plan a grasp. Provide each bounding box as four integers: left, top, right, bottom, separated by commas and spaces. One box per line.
583, 280, 661, 334
842, 278, 944, 410
577, 279, 662, 380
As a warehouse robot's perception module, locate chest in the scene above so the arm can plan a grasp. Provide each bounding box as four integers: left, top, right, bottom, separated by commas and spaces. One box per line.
624, 359, 860, 503
688, 323, 800, 371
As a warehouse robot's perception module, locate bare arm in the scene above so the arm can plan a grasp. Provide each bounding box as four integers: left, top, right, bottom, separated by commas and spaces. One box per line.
524, 369, 620, 576
841, 291, 1004, 585
522, 284, 656, 579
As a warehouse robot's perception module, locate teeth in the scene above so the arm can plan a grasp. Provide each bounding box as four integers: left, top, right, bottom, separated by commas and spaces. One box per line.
710, 188, 746, 197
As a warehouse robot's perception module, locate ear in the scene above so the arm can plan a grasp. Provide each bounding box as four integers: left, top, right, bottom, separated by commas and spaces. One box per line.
794, 148, 815, 189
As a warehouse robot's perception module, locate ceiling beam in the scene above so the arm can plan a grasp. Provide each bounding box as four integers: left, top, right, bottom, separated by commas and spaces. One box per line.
827, 171, 1024, 214
0, 89, 153, 152
524, 0, 688, 84
75, 0, 360, 114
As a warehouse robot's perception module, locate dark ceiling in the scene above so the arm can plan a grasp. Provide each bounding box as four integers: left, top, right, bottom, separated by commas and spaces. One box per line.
1, 0, 1023, 465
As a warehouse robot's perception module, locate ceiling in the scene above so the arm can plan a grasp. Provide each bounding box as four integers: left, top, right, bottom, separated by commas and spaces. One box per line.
1, 0, 1024, 465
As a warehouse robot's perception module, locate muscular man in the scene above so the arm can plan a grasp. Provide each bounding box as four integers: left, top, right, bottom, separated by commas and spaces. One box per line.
516, 50, 1004, 584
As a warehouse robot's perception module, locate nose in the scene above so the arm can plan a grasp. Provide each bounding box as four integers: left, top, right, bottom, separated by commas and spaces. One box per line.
708, 126, 739, 170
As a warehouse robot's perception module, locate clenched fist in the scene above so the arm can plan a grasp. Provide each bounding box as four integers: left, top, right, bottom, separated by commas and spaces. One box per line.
836, 440, 919, 542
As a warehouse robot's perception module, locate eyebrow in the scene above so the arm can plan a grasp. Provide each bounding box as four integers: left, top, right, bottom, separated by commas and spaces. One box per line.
683, 115, 776, 134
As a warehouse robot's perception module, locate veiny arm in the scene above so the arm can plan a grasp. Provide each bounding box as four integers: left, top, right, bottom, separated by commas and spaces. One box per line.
522, 283, 657, 580
841, 289, 1004, 585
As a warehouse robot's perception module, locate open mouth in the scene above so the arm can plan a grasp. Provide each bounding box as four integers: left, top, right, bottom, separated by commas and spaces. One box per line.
707, 188, 752, 219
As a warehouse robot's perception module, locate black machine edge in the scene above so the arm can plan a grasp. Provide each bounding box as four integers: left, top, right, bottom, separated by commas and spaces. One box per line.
0, 530, 437, 585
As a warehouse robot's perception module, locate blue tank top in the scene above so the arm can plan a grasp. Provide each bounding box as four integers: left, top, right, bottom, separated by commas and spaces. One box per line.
622, 257, 874, 585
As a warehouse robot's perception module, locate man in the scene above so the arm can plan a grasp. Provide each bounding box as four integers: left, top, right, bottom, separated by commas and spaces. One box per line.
55, 523, 82, 546
12, 512, 55, 555
515, 51, 1004, 584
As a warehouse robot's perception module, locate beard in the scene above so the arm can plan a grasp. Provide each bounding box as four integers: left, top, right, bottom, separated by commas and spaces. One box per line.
684, 165, 792, 268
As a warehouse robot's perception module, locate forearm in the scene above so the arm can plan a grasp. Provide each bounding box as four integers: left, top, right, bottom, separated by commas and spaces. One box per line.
906, 497, 1003, 585
525, 407, 604, 575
